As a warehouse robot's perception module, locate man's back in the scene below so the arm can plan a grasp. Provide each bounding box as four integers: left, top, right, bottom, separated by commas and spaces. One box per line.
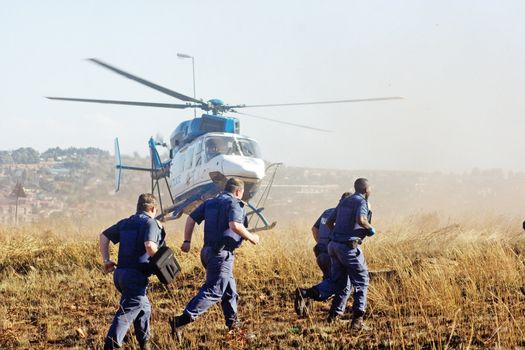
315, 208, 335, 245
331, 194, 369, 241
190, 192, 245, 248
103, 212, 162, 269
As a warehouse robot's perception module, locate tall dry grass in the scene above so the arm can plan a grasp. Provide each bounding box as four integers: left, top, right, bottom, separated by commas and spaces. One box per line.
1, 215, 525, 349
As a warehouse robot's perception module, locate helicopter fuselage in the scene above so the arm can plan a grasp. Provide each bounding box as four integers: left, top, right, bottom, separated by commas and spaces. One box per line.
167, 131, 266, 214
47, 57, 399, 229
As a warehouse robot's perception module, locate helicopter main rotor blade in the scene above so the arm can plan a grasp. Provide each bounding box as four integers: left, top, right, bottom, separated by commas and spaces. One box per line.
232, 111, 332, 132
234, 96, 403, 109
87, 58, 204, 105
46, 97, 196, 109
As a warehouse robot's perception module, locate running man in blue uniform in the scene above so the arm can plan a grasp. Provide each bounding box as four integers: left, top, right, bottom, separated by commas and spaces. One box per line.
312, 192, 352, 279
294, 192, 351, 316
100, 193, 164, 350
169, 177, 260, 336
295, 178, 375, 331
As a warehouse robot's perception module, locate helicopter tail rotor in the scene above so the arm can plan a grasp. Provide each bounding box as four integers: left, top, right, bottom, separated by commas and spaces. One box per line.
114, 138, 122, 192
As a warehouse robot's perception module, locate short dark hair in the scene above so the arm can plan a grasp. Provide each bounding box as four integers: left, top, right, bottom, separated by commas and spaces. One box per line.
340, 192, 351, 200
225, 177, 244, 193
354, 178, 369, 194
137, 193, 157, 212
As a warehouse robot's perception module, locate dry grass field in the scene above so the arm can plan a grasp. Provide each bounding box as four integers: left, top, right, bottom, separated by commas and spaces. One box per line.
1, 215, 525, 349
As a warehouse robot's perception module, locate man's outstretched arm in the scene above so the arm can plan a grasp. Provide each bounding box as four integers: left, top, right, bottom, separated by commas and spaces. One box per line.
181, 216, 196, 252
229, 221, 260, 245
99, 233, 117, 273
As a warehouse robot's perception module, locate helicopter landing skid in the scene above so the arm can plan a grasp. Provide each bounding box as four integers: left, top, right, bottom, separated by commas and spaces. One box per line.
246, 202, 276, 232
244, 162, 281, 232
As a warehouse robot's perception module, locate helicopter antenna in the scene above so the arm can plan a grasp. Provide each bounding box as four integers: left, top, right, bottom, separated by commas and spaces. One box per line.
177, 53, 197, 118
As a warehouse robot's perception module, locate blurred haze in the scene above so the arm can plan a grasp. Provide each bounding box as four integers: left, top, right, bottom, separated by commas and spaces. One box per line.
1, 0, 525, 172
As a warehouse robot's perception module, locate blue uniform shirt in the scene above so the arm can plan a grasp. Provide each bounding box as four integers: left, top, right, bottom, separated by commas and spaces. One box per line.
190, 191, 246, 249
329, 193, 371, 242
103, 212, 164, 269
313, 208, 335, 245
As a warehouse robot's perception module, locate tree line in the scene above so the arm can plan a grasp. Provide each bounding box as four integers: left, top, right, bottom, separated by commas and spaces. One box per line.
0, 147, 109, 164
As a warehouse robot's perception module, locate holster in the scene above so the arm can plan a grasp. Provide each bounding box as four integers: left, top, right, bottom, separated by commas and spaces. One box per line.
348, 239, 360, 249
313, 243, 328, 257
333, 239, 361, 249
214, 236, 239, 253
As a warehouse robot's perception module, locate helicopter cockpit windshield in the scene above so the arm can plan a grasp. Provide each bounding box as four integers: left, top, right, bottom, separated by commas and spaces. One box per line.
237, 138, 262, 158
205, 135, 261, 161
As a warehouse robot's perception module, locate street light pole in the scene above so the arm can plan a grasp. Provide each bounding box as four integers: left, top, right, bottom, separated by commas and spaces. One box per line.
10, 182, 26, 226
177, 52, 197, 117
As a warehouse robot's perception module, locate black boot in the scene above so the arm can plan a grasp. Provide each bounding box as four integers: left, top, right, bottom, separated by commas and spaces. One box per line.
294, 288, 309, 317
139, 340, 152, 350
326, 311, 340, 323
305, 287, 321, 301
350, 310, 369, 331
103, 338, 117, 350
169, 313, 192, 342
227, 317, 243, 331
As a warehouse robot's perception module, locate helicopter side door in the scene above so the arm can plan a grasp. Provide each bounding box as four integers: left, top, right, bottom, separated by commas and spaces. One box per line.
183, 143, 195, 187
170, 146, 186, 197
192, 138, 207, 186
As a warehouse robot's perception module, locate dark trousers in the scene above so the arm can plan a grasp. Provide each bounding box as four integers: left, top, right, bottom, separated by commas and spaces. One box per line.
183, 246, 238, 327
104, 268, 151, 349
314, 243, 331, 280
315, 241, 369, 315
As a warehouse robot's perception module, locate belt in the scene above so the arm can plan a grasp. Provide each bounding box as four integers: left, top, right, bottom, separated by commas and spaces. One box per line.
219, 245, 235, 252
116, 265, 152, 277
333, 239, 361, 249
206, 243, 235, 253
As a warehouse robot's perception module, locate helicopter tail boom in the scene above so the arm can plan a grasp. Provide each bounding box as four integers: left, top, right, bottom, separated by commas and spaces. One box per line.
114, 138, 153, 191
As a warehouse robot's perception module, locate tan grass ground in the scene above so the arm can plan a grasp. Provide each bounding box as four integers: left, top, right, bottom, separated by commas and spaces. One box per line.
1, 216, 525, 349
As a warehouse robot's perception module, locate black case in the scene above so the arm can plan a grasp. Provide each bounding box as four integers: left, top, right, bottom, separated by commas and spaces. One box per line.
148, 245, 181, 284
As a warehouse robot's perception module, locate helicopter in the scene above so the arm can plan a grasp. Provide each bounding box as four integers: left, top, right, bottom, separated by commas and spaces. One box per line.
47, 58, 401, 231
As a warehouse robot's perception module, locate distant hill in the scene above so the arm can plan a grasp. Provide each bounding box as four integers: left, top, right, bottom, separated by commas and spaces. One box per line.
1, 146, 524, 227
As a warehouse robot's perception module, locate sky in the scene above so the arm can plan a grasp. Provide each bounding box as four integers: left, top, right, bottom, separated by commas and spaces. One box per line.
1, 0, 524, 172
